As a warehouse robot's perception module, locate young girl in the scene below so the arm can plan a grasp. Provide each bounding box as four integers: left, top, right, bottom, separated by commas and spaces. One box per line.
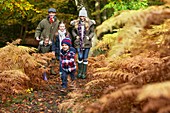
60, 38, 76, 91
70, 7, 96, 79
52, 22, 71, 75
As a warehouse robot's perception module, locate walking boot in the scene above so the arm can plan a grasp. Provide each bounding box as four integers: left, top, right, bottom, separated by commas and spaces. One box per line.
50, 66, 57, 75
81, 63, 87, 79
77, 60, 83, 78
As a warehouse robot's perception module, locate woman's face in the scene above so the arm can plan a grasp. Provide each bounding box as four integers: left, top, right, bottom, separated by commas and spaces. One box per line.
80, 16, 86, 21
62, 43, 69, 51
59, 23, 66, 32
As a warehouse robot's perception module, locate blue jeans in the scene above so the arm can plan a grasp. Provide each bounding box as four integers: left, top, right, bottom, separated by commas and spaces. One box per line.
77, 48, 90, 61
61, 70, 75, 88
59, 59, 62, 75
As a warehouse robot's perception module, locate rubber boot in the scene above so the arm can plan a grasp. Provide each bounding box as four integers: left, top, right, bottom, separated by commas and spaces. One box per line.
77, 61, 83, 78
43, 72, 48, 81
81, 63, 87, 79
50, 66, 56, 75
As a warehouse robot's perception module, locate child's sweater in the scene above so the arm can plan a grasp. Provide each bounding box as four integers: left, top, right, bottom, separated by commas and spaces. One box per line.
60, 47, 76, 72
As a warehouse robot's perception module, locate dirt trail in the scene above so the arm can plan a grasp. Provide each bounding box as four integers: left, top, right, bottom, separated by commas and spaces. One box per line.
0, 73, 89, 113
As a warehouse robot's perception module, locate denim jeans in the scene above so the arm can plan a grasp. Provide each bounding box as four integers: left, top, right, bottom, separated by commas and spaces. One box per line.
77, 48, 90, 61
61, 70, 75, 88
59, 58, 62, 75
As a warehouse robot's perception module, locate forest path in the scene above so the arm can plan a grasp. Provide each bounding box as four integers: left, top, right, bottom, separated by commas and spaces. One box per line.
0, 72, 90, 113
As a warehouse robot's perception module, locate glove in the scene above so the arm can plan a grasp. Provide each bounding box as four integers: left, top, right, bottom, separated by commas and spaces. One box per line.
86, 36, 90, 40
36, 37, 40, 41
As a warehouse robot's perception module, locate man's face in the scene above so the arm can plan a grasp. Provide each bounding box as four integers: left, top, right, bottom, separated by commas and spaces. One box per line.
49, 12, 56, 18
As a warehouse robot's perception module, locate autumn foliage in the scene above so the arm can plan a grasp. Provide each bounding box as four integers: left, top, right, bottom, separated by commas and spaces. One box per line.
58, 5, 170, 113
1, 4, 170, 113
0, 39, 56, 98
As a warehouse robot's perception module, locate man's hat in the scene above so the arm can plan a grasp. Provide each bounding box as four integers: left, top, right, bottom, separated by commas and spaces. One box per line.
48, 8, 56, 13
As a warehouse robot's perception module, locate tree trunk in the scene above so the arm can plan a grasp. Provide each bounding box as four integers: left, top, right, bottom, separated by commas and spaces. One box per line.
20, 25, 24, 38
22, 24, 28, 43
74, 0, 84, 11
102, 0, 107, 21
95, 0, 101, 25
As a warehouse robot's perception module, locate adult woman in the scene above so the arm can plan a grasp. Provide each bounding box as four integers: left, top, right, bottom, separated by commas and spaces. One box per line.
70, 7, 96, 79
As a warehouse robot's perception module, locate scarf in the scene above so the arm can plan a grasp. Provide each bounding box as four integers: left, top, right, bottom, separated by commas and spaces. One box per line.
49, 16, 54, 23
78, 21, 86, 50
58, 29, 66, 50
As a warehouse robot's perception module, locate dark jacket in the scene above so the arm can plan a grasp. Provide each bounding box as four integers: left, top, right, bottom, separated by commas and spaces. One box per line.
52, 31, 70, 55
70, 18, 96, 49
35, 18, 59, 41
38, 42, 52, 54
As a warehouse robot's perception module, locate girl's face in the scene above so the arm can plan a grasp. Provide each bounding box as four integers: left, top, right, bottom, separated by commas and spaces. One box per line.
62, 43, 69, 51
59, 23, 66, 32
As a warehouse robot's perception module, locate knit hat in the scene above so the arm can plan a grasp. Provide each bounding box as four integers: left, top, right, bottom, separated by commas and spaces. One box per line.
61, 38, 72, 47
48, 8, 56, 13
79, 7, 87, 17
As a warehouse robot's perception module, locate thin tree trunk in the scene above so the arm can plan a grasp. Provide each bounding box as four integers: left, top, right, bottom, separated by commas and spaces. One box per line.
74, 0, 84, 11
102, 0, 107, 21
22, 24, 28, 44
95, 0, 101, 25
20, 25, 24, 38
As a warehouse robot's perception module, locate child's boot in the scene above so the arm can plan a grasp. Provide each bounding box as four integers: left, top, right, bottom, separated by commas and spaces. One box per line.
43, 72, 48, 81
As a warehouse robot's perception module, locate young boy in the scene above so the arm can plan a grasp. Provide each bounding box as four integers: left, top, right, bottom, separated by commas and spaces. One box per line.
38, 37, 52, 54
60, 38, 76, 91
38, 37, 52, 81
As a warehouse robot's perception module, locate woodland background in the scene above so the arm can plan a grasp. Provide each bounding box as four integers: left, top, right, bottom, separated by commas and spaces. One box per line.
0, 0, 166, 46
1, 0, 170, 113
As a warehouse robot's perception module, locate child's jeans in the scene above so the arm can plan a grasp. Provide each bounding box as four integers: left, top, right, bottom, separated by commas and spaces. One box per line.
61, 70, 75, 88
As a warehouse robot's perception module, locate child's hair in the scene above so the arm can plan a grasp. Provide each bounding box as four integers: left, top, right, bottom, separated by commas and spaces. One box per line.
44, 37, 50, 41
58, 21, 66, 27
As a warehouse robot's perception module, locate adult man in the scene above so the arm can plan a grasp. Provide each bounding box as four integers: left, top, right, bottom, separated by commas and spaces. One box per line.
35, 8, 59, 43
35, 8, 59, 75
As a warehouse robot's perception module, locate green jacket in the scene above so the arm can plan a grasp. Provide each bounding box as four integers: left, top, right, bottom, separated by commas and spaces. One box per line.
38, 42, 52, 54
35, 18, 59, 41
70, 18, 95, 48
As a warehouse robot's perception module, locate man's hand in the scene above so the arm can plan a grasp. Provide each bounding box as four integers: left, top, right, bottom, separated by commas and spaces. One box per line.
36, 37, 40, 41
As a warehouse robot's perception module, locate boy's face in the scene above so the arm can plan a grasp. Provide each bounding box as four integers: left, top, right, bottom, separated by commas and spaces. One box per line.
44, 39, 49, 45
62, 43, 69, 51
59, 23, 66, 32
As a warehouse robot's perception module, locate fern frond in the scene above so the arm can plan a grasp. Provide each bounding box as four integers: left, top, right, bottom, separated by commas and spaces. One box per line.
85, 78, 110, 90
137, 81, 170, 101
